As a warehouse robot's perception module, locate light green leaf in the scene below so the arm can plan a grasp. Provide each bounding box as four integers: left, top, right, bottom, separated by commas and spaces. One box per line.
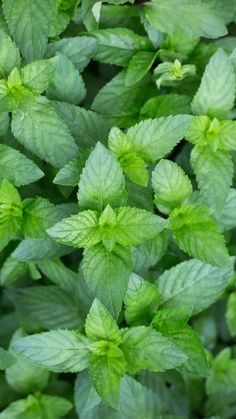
2, 0, 56, 62
12, 330, 91, 373
47, 210, 101, 248
226, 291, 236, 337
21, 59, 57, 95
11, 96, 79, 168
0, 144, 44, 186
11, 286, 82, 331
0, 179, 22, 251
88, 28, 151, 67
46, 36, 97, 72
144, 0, 227, 38
152, 159, 193, 214
47, 54, 86, 105
168, 204, 231, 267
114, 206, 167, 245
53, 154, 88, 187
156, 258, 233, 314
191, 146, 233, 214
78, 142, 126, 211
22, 197, 57, 239
108, 126, 149, 186
124, 273, 161, 326
191, 49, 235, 118
121, 326, 187, 373
0, 348, 16, 370
125, 115, 192, 163
0, 29, 21, 78
203, 0, 236, 24
36, 258, 77, 294
89, 353, 126, 409
125, 51, 156, 86
83, 243, 132, 318
85, 299, 121, 344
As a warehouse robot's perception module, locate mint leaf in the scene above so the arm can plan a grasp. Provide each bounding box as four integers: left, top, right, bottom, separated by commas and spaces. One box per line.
191, 49, 235, 118
85, 299, 121, 344
0, 29, 21, 78
83, 243, 132, 318
0, 348, 16, 370
140, 94, 191, 118
152, 159, 193, 214
47, 210, 101, 248
132, 231, 168, 273
168, 204, 231, 267
121, 326, 187, 373
125, 51, 156, 86
191, 146, 233, 214
12, 330, 91, 372
47, 54, 86, 105
156, 258, 233, 314
21, 59, 57, 95
11, 96, 79, 168
3, 0, 56, 61
78, 142, 126, 211
144, 0, 227, 38
226, 291, 236, 337
0, 144, 44, 186
125, 115, 192, 163
124, 273, 161, 326
0, 179, 22, 251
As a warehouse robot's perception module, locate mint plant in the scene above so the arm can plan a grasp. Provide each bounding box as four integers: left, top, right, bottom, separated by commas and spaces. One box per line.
0, 0, 236, 418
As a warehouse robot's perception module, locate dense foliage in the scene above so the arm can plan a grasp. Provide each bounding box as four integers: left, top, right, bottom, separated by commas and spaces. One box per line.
1, 0, 236, 418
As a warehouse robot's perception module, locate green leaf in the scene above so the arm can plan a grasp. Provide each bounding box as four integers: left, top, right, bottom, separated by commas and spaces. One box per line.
47, 210, 101, 248
88, 28, 151, 67
92, 70, 155, 127
2, 0, 56, 62
132, 231, 168, 273
144, 0, 227, 38
156, 258, 233, 314
121, 326, 187, 373
11, 286, 82, 331
11, 96, 79, 168
12, 237, 72, 261
85, 299, 121, 344
140, 94, 191, 118
78, 142, 126, 211
125, 51, 156, 86
0, 29, 21, 78
36, 257, 77, 294
53, 154, 88, 187
0, 348, 16, 370
214, 189, 236, 231
89, 353, 126, 409
226, 291, 236, 337
0, 256, 28, 287
83, 243, 132, 318
168, 204, 231, 267
46, 36, 97, 72
191, 146, 233, 214
0, 144, 44, 186
6, 329, 49, 394
21, 59, 57, 95
22, 197, 57, 239
47, 54, 86, 105
191, 49, 235, 118
0, 179, 22, 251
114, 206, 167, 245
125, 115, 192, 163
12, 330, 91, 372
124, 273, 161, 326
152, 159, 193, 214
53, 101, 112, 150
